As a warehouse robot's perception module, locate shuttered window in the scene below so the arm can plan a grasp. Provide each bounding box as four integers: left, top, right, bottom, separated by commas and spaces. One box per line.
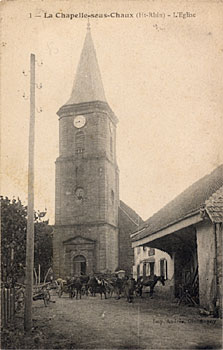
75, 131, 85, 154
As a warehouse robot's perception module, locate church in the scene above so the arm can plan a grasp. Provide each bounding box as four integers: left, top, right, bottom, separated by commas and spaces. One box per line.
53, 26, 142, 278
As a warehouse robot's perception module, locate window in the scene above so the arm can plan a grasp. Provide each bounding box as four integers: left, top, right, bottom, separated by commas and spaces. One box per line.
143, 263, 147, 278
137, 265, 140, 278
75, 131, 85, 154
111, 190, 114, 205
160, 259, 168, 280
148, 248, 155, 256
75, 187, 85, 204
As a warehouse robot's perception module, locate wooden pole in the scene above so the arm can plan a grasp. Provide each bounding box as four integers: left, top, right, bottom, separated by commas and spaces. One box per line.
3, 288, 7, 327
33, 268, 37, 285
44, 267, 51, 284
24, 53, 35, 332
38, 264, 41, 284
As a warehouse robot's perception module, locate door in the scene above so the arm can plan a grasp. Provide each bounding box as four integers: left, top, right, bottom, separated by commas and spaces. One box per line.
73, 255, 86, 275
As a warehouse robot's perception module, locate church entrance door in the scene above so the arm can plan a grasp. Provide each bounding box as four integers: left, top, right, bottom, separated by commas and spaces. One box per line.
73, 255, 86, 275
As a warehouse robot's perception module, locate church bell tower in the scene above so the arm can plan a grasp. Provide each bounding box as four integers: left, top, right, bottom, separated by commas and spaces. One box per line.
53, 26, 119, 277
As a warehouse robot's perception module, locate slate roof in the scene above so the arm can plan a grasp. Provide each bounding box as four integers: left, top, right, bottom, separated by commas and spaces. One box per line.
132, 164, 223, 242
205, 185, 223, 223
65, 27, 106, 105
119, 200, 144, 227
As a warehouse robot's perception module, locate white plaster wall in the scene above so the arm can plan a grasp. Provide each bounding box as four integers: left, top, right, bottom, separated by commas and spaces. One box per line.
133, 246, 174, 281
197, 220, 216, 311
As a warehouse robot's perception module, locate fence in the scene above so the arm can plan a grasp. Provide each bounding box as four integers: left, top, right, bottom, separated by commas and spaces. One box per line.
1, 287, 16, 328
1, 282, 55, 328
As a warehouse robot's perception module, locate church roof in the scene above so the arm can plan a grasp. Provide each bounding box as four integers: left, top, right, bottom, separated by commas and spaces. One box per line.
132, 164, 223, 242
65, 27, 106, 105
119, 200, 144, 227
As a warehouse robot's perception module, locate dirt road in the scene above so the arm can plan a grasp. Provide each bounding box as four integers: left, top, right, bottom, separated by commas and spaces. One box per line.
27, 292, 222, 349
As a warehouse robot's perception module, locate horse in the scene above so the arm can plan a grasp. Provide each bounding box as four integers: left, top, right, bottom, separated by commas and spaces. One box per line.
113, 276, 124, 299
136, 275, 165, 297
88, 276, 107, 299
68, 276, 83, 299
123, 277, 136, 303
56, 278, 67, 298
105, 275, 125, 299
79, 274, 90, 296
103, 279, 115, 298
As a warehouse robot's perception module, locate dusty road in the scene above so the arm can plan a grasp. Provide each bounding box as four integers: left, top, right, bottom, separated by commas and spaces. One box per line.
27, 292, 222, 350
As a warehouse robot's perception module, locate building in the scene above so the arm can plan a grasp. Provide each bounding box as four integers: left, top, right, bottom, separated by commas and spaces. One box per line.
131, 165, 223, 315
133, 246, 174, 282
53, 27, 141, 278
133, 245, 174, 297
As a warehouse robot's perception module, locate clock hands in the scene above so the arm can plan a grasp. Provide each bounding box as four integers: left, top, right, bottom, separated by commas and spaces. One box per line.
73, 115, 86, 128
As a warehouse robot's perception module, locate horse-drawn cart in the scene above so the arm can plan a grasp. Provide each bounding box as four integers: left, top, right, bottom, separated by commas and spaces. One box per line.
14, 282, 53, 310
33, 283, 51, 306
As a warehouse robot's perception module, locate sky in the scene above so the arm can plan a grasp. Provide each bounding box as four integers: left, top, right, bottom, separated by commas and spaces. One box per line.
1, 0, 223, 224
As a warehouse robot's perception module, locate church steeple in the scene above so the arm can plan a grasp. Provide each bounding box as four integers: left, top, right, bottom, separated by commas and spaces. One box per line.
54, 26, 119, 278
65, 26, 106, 106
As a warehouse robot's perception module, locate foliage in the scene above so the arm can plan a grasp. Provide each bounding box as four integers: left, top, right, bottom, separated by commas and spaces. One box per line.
1, 196, 53, 285
34, 219, 53, 282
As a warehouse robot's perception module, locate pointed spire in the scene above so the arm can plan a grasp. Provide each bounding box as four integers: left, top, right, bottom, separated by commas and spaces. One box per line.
65, 26, 106, 105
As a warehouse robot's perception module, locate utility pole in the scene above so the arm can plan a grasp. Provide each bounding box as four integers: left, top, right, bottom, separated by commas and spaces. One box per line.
24, 53, 35, 332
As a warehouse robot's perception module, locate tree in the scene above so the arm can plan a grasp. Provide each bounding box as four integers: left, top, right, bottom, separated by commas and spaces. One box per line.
1, 196, 53, 285
34, 218, 53, 282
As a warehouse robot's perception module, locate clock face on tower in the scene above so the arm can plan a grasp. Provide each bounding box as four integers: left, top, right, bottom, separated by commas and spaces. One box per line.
73, 115, 86, 128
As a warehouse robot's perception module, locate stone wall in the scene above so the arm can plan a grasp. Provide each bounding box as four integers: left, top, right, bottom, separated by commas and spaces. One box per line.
53, 223, 119, 278
54, 102, 119, 277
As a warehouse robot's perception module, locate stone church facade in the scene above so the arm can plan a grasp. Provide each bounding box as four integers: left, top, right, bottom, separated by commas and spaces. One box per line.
53, 27, 142, 278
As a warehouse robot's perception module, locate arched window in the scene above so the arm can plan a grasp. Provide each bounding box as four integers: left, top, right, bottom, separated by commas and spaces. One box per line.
75, 131, 85, 154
